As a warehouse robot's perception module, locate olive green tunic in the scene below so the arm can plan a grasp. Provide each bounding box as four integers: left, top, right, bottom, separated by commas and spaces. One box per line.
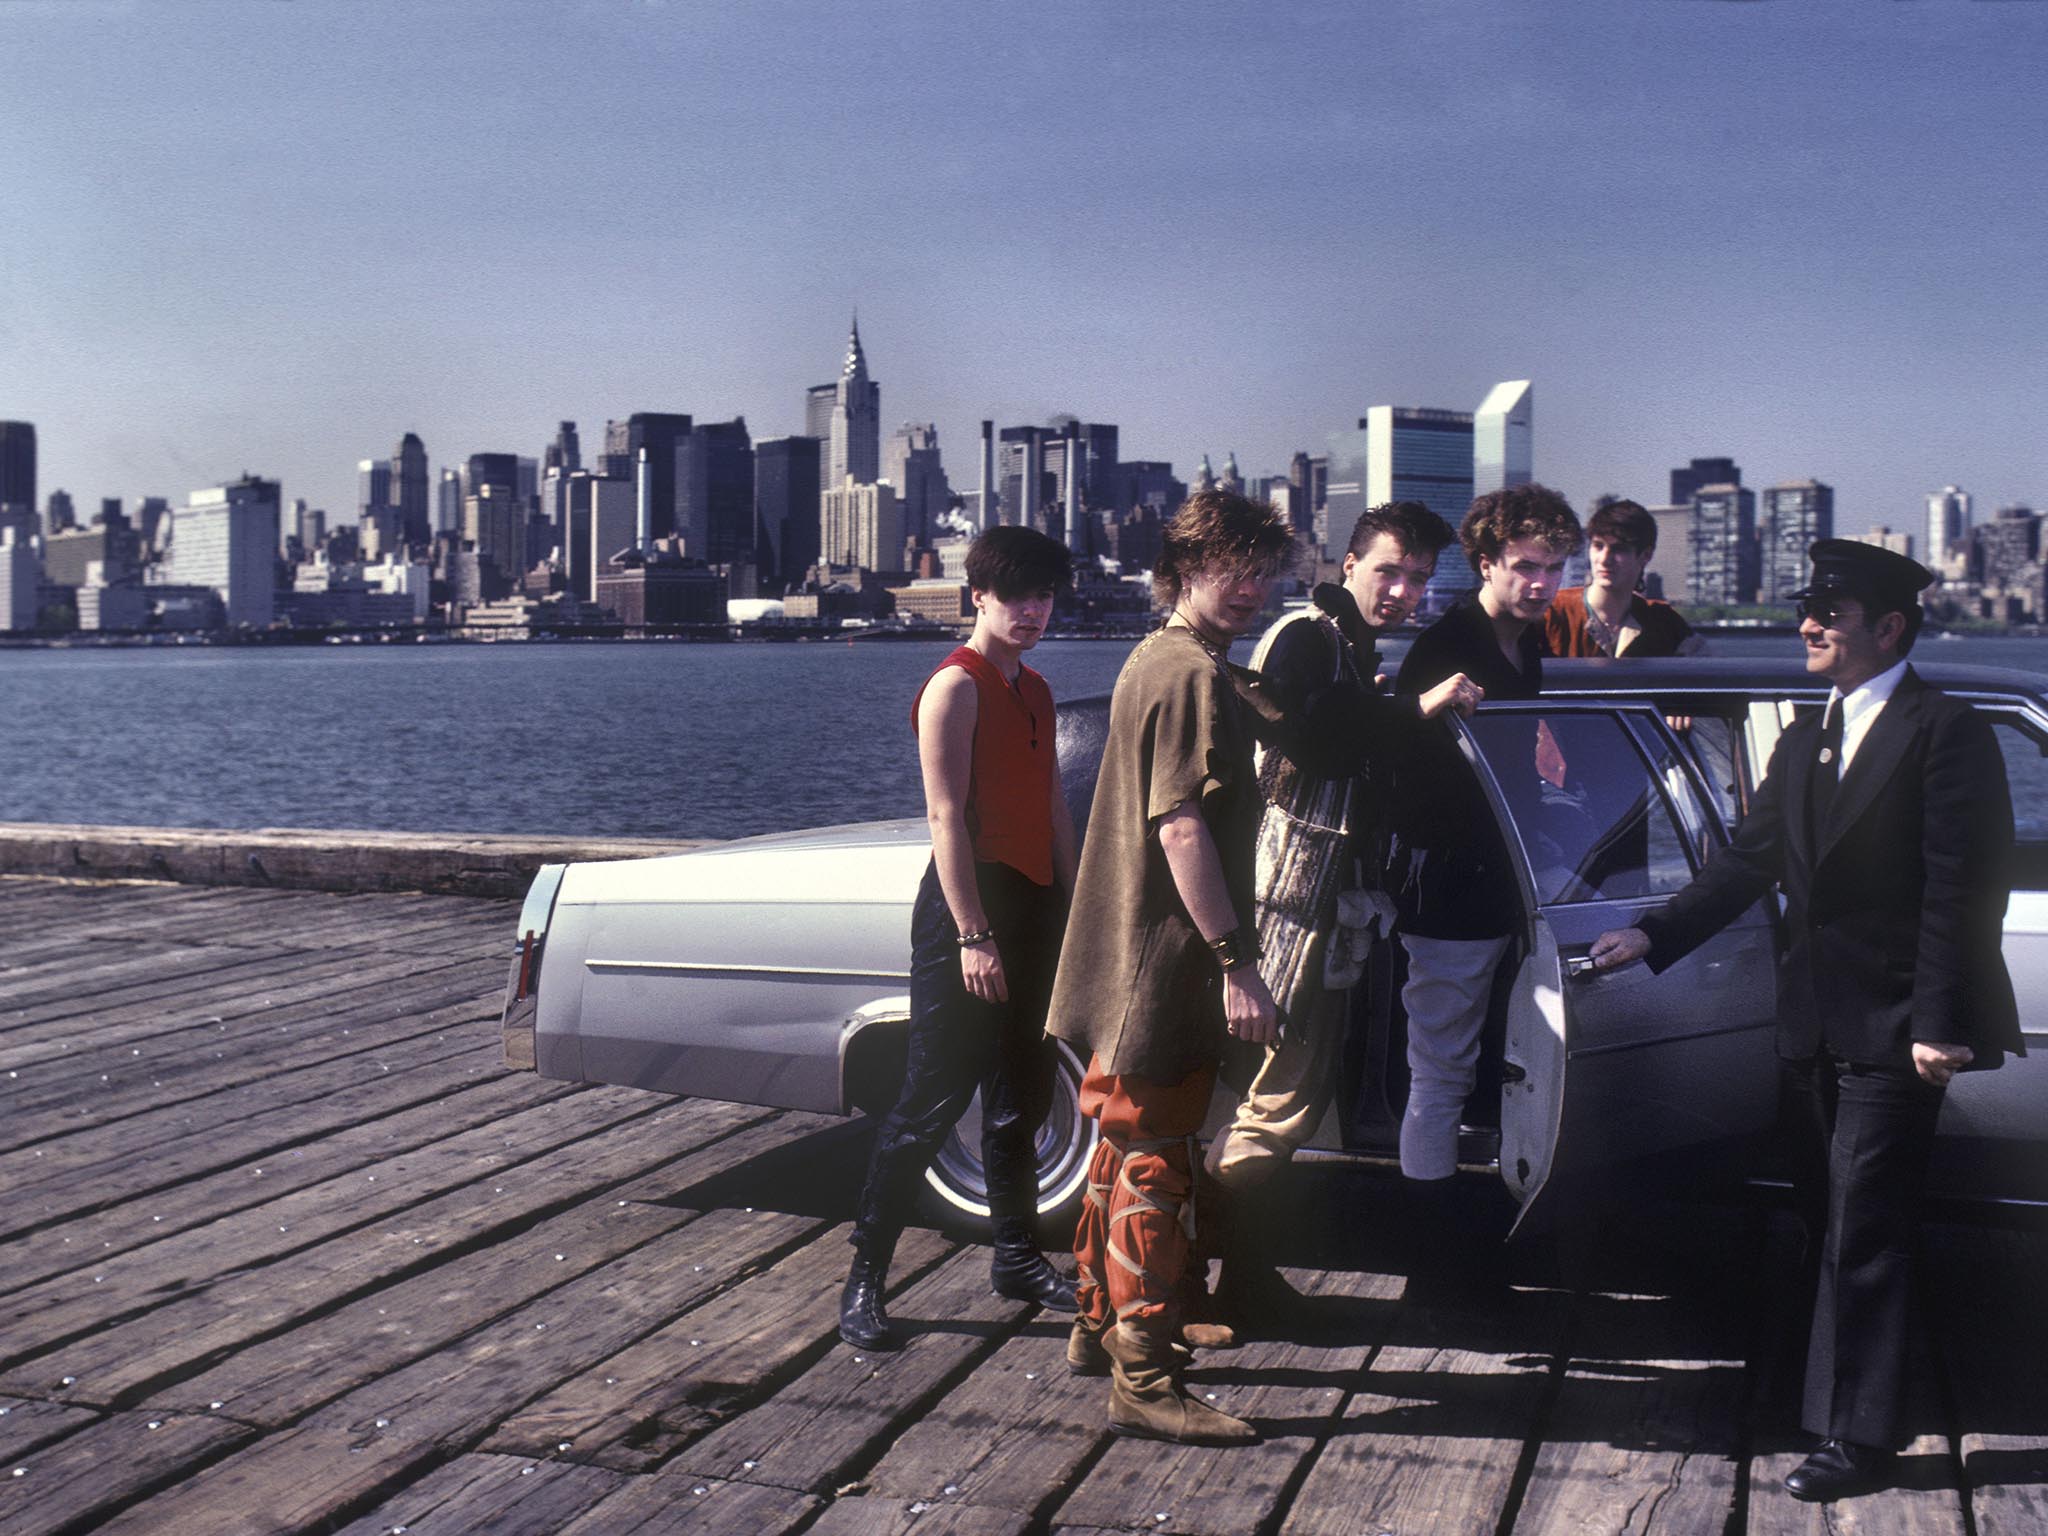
1045, 625, 1264, 1081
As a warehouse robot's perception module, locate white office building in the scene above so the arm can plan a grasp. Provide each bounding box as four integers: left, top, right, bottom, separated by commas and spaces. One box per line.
169, 477, 279, 628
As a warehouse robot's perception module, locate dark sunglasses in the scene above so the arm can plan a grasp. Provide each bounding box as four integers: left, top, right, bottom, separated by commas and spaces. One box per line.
1794, 594, 1858, 627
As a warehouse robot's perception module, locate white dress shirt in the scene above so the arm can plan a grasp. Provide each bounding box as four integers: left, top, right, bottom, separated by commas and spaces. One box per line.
1824, 659, 1910, 778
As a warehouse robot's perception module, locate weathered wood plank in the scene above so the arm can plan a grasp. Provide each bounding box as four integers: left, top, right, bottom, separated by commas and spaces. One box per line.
1745, 1436, 1966, 1535
1056, 1268, 1396, 1536
152, 1120, 805, 1425
484, 1221, 956, 1469
1283, 1271, 1568, 1536
0, 1086, 664, 1373
1512, 1278, 1749, 1535
554, 1474, 819, 1535
300, 1206, 831, 1448
327, 1452, 633, 1536
86, 1424, 442, 1536
860, 1314, 1104, 1515
801, 1493, 1033, 1535
0, 1409, 256, 1536
0, 1395, 101, 1461
0, 1036, 509, 1252
671, 1242, 1032, 1493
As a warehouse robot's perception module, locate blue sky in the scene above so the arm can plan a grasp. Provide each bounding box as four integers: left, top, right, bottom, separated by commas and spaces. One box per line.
3, 0, 2044, 539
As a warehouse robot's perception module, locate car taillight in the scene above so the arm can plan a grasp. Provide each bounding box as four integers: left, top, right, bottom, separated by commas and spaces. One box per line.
514, 930, 538, 1001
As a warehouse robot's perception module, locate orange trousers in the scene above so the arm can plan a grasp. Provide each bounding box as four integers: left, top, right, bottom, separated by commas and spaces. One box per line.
1071, 1055, 1216, 1331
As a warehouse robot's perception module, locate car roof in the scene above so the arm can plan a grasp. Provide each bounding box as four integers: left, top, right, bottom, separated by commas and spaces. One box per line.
1535, 656, 2048, 703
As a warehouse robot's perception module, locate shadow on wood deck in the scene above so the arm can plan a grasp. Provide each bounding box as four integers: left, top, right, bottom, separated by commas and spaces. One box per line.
0, 875, 2041, 1535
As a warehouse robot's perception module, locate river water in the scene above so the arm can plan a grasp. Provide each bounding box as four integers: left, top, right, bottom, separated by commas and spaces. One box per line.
4, 632, 2044, 841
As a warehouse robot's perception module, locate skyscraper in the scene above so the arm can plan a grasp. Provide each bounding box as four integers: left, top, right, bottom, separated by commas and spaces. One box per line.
998, 426, 1051, 530
805, 384, 837, 445
391, 433, 430, 548
172, 476, 280, 628
675, 417, 755, 563
601, 414, 692, 540
1760, 480, 1835, 602
1366, 405, 1476, 611
1927, 485, 1972, 570
821, 478, 903, 573
1473, 380, 1533, 498
1688, 483, 1759, 606
824, 319, 879, 492
885, 423, 950, 547
755, 436, 822, 591
1670, 457, 1740, 506
0, 421, 34, 517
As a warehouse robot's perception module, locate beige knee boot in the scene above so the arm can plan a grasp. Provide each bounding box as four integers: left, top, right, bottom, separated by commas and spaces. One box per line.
1103, 1320, 1257, 1445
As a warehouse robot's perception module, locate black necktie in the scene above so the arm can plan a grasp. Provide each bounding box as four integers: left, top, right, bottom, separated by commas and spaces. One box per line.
1809, 700, 1843, 842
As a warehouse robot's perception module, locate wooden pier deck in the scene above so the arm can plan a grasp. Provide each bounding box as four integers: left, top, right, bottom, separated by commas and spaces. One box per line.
1, 873, 2042, 1535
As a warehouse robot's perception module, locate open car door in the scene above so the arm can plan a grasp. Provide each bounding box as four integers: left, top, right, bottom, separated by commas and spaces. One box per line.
1454, 701, 1781, 1235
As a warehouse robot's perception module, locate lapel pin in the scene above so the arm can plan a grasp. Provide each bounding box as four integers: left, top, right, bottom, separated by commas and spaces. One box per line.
1818, 748, 1835, 765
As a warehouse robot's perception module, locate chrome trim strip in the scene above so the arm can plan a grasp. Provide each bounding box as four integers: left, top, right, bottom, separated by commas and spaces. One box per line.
586, 958, 912, 982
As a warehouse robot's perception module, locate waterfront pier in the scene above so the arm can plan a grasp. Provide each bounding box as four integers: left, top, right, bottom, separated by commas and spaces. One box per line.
0, 866, 2042, 1535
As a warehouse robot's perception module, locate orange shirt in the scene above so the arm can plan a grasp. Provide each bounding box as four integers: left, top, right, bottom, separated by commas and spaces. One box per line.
910, 645, 1057, 886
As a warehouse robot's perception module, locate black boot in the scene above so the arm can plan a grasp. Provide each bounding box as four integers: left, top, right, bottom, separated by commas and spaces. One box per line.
990, 1218, 1079, 1310
839, 1242, 897, 1350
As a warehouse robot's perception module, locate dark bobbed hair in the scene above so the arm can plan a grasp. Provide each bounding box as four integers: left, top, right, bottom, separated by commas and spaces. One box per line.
1587, 499, 1658, 556
1460, 483, 1584, 573
964, 524, 1073, 599
1347, 500, 1454, 562
1153, 488, 1298, 609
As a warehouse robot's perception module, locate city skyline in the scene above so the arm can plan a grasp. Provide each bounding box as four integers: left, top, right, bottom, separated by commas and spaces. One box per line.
4, 2, 2045, 530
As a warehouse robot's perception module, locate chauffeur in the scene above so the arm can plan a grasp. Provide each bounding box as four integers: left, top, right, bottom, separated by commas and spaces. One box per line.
1592, 539, 2021, 1502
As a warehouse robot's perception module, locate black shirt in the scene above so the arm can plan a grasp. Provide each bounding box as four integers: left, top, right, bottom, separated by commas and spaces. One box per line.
1389, 596, 1541, 939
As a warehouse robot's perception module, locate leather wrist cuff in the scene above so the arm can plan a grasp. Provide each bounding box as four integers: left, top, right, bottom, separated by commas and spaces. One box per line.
1208, 927, 1256, 973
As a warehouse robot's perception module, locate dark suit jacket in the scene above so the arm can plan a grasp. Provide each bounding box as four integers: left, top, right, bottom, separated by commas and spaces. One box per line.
1637, 666, 2021, 1070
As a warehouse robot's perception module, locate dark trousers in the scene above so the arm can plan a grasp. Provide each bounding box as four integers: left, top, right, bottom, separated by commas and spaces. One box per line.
851, 860, 1064, 1256
1784, 1052, 1946, 1448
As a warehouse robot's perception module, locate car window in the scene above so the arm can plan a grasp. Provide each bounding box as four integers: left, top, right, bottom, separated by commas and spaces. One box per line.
1468, 712, 1697, 906
1983, 709, 2048, 892
1676, 714, 1741, 828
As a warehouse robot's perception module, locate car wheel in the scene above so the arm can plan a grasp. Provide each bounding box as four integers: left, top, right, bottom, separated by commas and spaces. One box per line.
917, 1039, 1098, 1236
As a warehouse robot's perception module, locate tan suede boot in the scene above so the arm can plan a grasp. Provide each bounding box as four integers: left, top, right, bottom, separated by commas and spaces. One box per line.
1103, 1320, 1257, 1445
1067, 1313, 1111, 1377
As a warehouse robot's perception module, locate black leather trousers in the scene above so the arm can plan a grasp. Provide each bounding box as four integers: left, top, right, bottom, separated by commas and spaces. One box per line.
851, 859, 1064, 1258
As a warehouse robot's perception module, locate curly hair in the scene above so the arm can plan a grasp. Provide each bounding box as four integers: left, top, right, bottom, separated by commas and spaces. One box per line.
1153, 488, 1298, 609
1459, 483, 1583, 573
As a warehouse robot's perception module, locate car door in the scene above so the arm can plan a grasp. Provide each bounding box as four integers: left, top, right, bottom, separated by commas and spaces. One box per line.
1455, 701, 1782, 1234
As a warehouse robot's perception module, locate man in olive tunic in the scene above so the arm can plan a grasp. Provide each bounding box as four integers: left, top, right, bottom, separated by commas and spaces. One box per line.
1046, 487, 1295, 1446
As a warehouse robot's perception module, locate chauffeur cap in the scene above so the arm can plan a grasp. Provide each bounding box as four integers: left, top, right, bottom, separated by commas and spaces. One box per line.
1792, 538, 1935, 615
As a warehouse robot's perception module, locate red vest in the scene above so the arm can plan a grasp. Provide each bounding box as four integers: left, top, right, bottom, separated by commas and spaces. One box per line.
911, 645, 1057, 886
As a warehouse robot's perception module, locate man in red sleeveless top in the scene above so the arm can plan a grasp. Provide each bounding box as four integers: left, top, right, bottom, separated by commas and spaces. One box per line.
840, 526, 1081, 1350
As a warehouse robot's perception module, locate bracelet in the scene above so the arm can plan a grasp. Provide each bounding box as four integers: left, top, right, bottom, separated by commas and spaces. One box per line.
1207, 927, 1256, 973
956, 928, 995, 948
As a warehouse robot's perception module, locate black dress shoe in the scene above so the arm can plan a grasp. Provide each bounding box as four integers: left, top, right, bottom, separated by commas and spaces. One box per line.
989, 1225, 1080, 1310
1784, 1438, 1893, 1502
838, 1254, 897, 1350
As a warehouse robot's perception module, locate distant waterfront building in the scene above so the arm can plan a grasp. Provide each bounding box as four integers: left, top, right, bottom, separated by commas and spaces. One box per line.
0, 421, 35, 519
1367, 405, 1476, 611
885, 423, 951, 547
675, 417, 755, 564
563, 470, 638, 603
821, 320, 880, 493
1111, 460, 1184, 521
1670, 457, 1741, 507
998, 426, 1051, 529
1473, 381, 1534, 500
357, 456, 398, 556
805, 384, 837, 446
0, 527, 38, 632
0, 499, 37, 550
820, 476, 903, 573
1851, 526, 1916, 560
136, 496, 170, 555
1688, 482, 1759, 606
42, 520, 141, 588
391, 433, 430, 548
1927, 485, 1972, 570
1759, 479, 1835, 603
437, 467, 463, 536
1645, 504, 1692, 602
542, 421, 581, 537
754, 435, 822, 593
1320, 426, 1368, 564
595, 548, 729, 629
1969, 506, 2043, 623
171, 476, 280, 628
463, 483, 528, 593
893, 579, 976, 629
600, 415, 692, 540
43, 489, 77, 536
